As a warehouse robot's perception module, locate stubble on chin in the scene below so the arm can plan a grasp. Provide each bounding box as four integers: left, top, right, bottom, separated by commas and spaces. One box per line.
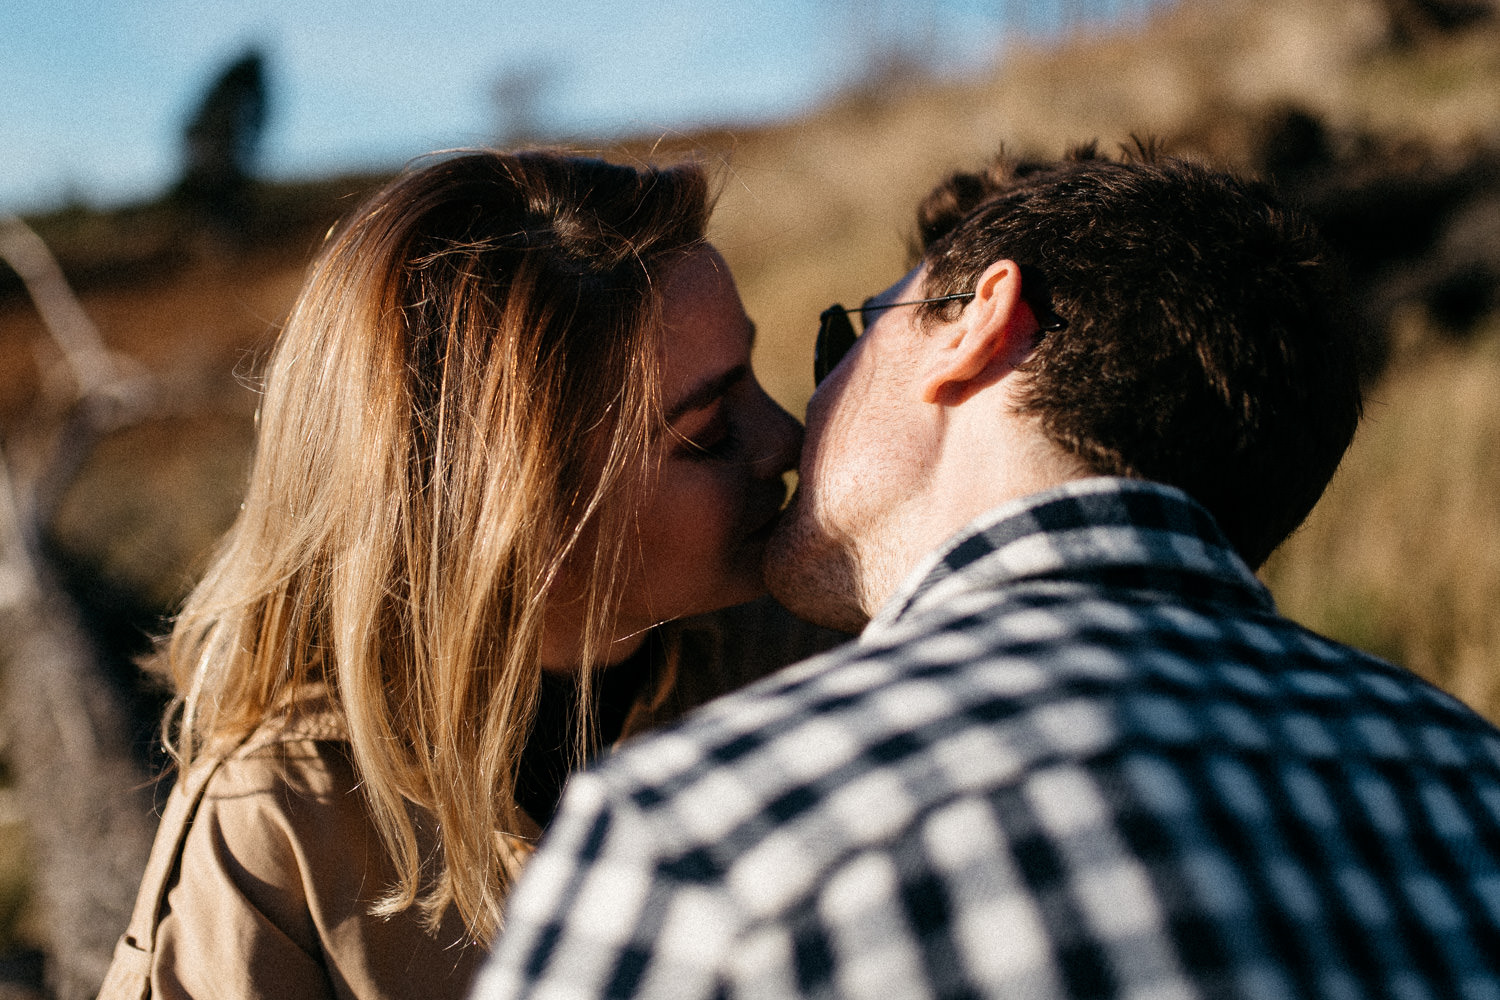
764, 491, 870, 634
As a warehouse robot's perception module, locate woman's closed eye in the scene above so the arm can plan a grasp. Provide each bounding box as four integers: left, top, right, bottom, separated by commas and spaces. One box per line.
675, 410, 741, 462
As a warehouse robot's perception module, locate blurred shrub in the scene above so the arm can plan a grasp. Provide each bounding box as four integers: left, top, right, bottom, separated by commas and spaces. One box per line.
1264, 310, 1500, 721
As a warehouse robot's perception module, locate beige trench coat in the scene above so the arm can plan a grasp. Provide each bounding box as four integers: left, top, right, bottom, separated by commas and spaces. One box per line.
97, 598, 846, 1000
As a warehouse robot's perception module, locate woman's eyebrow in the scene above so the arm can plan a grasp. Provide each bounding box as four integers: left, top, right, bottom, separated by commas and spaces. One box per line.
666, 364, 749, 423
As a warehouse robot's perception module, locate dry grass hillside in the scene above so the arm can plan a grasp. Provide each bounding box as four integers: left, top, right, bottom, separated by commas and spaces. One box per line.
2, 0, 1500, 988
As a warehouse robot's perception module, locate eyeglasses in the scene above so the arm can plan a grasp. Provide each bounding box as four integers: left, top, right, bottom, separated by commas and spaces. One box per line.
814, 273, 1068, 386
816, 293, 974, 386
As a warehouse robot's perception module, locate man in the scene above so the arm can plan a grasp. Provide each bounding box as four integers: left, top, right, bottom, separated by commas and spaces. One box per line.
474, 144, 1500, 999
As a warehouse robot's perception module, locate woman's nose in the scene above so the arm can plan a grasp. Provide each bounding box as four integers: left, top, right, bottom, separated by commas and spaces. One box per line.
749, 384, 804, 478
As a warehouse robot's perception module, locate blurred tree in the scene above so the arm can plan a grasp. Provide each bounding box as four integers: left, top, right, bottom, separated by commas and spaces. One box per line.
1379, 0, 1495, 44
174, 49, 270, 237
1248, 104, 1500, 376
0, 217, 161, 1000
492, 61, 557, 147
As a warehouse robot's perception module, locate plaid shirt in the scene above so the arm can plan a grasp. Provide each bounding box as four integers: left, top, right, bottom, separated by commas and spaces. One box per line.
475, 478, 1500, 1000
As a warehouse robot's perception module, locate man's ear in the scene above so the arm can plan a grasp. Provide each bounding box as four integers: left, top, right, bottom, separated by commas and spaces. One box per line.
918, 259, 1035, 405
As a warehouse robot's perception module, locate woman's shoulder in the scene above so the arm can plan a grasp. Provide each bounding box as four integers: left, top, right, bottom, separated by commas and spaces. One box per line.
155, 696, 479, 1000
187, 693, 367, 897
210, 692, 353, 801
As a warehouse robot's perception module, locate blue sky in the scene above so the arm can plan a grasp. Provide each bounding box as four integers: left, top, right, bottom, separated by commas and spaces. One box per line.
0, 0, 1087, 214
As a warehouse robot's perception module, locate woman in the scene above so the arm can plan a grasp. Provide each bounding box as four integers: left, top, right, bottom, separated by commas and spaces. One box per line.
99, 150, 841, 1000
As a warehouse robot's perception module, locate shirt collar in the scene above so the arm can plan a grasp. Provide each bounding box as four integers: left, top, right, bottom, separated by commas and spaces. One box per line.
868, 477, 1274, 633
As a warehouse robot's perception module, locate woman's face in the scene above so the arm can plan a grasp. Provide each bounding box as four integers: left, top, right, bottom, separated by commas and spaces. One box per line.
541, 246, 803, 669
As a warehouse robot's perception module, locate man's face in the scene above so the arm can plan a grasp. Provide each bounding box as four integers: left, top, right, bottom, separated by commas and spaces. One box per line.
766, 266, 934, 632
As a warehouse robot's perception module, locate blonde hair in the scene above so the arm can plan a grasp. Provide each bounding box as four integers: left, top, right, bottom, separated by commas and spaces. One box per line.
167, 150, 711, 940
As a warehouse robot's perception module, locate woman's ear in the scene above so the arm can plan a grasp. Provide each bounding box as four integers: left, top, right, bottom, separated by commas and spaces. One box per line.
919, 259, 1035, 405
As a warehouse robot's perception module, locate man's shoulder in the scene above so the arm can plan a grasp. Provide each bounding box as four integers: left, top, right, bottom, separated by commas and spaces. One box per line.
521, 578, 1500, 995
594, 572, 1500, 846
584, 591, 1138, 875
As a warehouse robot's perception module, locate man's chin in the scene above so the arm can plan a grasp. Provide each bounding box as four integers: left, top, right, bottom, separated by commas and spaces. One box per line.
764, 510, 869, 634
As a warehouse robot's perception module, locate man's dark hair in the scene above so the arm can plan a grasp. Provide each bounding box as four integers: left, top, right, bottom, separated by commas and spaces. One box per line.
915, 142, 1363, 568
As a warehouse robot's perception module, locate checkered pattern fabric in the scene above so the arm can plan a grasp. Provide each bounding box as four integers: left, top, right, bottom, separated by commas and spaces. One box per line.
475, 478, 1500, 1000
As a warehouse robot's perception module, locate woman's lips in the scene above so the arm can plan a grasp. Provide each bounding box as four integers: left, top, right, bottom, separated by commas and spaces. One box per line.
744, 480, 790, 539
